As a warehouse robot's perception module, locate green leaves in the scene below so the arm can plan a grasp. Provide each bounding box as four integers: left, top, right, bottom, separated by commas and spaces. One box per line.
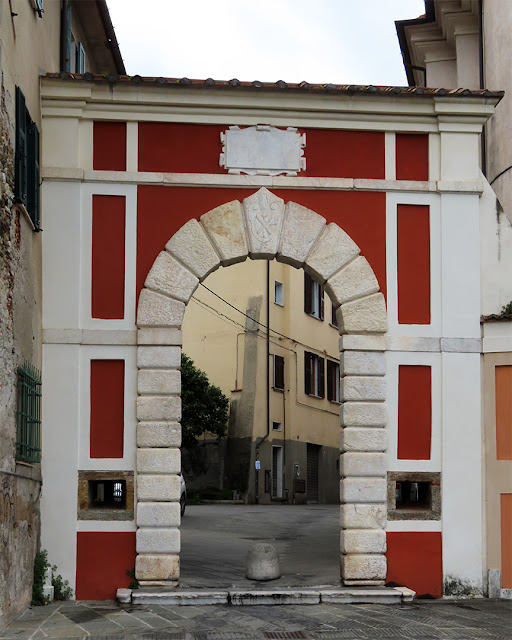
181, 353, 229, 447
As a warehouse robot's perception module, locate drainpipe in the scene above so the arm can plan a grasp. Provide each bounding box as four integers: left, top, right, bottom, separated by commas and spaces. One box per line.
254, 261, 271, 503
478, 0, 487, 177
60, 1, 70, 73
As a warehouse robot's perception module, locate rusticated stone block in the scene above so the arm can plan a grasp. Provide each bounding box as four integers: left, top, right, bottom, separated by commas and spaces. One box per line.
340, 452, 387, 477
137, 527, 180, 554
339, 293, 388, 334
342, 351, 386, 376
341, 554, 386, 582
137, 396, 181, 421
137, 290, 185, 328
325, 256, 379, 306
144, 251, 199, 303
340, 478, 387, 503
138, 328, 182, 346
136, 502, 180, 528
341, 402, 387, 427
166, 219, 220, 279
341, 530, 386, 554
243, 188, 285, 258
137, 422, 181, 448
135, 554, 180, 581
340, 503, 386, 529
342, 376, 386, 401
137, 474, 181, 501
277, 201, 326, 268
341, 428, 387, 453
138, 369, 181, 395
305, 223, 360, 282
137, 346, 181, 369
137, 448, 181, 474
200, 200, 248, 265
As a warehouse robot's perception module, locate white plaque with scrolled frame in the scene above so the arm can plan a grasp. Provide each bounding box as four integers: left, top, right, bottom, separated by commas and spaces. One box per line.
220, 125, 306, 176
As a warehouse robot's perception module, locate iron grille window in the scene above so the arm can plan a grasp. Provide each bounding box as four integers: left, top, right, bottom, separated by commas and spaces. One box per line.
304, 351, 325, 398
15, 87, 40, 230
304, 272, 324, 320
16, 363, 42, 463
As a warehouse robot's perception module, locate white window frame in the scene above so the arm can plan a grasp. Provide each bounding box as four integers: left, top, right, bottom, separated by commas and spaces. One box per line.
274, 280, 284, 306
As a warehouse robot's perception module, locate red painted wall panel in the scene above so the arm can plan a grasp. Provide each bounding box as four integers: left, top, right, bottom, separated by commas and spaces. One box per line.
137, 123, 385, 178
397, 204, 430, 324
502, 494, 512, 589
136, 186, 386, 301
387, 532, 442, 597
496, 366, 512, 460
90, 360, 125, 458
76, 532, 136, 600
301, 130, 385, 178
398, 365, 432, 460
93, 122, 127, 171
92, 195, 126, 319
396, 133, 429, 181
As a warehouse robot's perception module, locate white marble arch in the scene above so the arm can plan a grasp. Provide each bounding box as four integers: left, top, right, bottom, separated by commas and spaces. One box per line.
135, 188, 388, 586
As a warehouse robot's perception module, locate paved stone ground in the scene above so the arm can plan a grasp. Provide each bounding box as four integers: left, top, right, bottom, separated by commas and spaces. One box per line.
1, 599, 511, 640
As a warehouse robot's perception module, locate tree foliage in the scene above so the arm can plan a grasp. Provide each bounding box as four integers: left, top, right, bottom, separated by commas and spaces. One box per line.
181, 353, 229, 447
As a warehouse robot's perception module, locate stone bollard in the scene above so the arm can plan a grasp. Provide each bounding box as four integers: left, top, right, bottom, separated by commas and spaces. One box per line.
245, 543, 281, 580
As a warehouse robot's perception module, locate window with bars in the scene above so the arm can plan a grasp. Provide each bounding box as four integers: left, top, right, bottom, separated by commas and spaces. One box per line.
273, 355, 285, 391
304, 351, 325, 398
304, 273, 324, 320
16, 363, 42, 463
15, 87, 40, 230
327, 360, 340, 402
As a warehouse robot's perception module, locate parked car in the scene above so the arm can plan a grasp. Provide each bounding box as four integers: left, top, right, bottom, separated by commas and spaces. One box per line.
180, 474, 187, 516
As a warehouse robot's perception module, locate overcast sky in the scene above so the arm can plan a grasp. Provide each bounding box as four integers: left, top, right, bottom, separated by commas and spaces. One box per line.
107, 0, 425, 87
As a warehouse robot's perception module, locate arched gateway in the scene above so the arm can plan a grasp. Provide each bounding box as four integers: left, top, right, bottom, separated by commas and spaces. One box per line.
135, 188, 388, 586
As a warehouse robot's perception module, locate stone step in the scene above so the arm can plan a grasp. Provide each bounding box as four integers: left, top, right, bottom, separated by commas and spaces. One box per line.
121, 586, 415, 606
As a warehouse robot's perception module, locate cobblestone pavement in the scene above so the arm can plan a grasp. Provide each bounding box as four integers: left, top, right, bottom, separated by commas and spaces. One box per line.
1, 599, 511, 640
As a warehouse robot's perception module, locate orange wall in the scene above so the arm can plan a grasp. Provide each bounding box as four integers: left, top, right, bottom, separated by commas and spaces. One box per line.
387, 532, 442, 597
76, 532, 136, 600
496, 366, 512, 460
501, 494, 512, 588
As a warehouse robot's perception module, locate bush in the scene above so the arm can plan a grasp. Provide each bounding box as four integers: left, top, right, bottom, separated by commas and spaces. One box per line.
502, 301, 512, 315
31, 550, 73, 605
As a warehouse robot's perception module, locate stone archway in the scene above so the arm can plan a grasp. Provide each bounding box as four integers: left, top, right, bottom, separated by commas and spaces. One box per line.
135, 187, 388, 587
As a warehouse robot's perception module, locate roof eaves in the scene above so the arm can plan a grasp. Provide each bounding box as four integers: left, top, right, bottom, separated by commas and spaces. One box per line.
395, 0, 435, 86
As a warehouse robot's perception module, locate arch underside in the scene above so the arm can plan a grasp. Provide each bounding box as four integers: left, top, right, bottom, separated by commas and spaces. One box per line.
136, 187, 388, 586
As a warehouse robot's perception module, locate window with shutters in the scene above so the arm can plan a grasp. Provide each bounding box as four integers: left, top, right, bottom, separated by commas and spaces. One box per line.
331, 302, 339, 328
15, 87, 40, 230
304, 351, 325, 398
273, 355, 284, 391
327, 360, 340, 402
304, 272, 324, 320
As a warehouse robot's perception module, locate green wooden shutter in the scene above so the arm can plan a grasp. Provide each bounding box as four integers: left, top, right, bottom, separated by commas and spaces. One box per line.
35, 0, 43, 18
304, 273, 312, 314
318, 356, 325, 398
27, 120, 40, 229
320, 285, 325, 321
274, 355, 284, 390
15, 87, 28, 207
304, 351, 312, 395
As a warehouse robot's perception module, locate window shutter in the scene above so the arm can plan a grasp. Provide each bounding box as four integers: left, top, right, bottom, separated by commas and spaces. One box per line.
35, 0, 43, 18
304, 351, 312, 395
320, 286, 325, 320
77, 42, 86, 73
274, 355, 284, 390
27, 120, 40, 229
304, 273, 312, 314
327, 360, 334, 401
318, 356, 325, 398
15, 87, 28, 207
331, 303, 338, 327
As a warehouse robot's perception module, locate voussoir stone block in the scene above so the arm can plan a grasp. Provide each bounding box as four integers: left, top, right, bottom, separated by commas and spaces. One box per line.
166, 218, 220, 279
137, 474, 181, 501
341, 554, 386, 582
341, 530, 386, 554
342, 376, 386, 402
136, 554, 180, 581
305, 223, 360, 282
200, 200, 248, 266
137, 290, 185, 328
137, 396, 181, 421
342, 351, 386, 376
137, 448, 181, 474
137, 422, 181, 448
325, 256, 380, 307
137, 346, 181, 369
137, 502, 181, 528
340, 503, 386, 529
341, 428, 387, 453
277, 201, 326, 268
138, 369, 181, 395
342, 402, 386, 427
136, 527, 180, 554
339, 293, 388, 334
340, 478, 387, 503
145, 251, 199, 303
243, 188, 285, 258
340, 452, 386, 477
